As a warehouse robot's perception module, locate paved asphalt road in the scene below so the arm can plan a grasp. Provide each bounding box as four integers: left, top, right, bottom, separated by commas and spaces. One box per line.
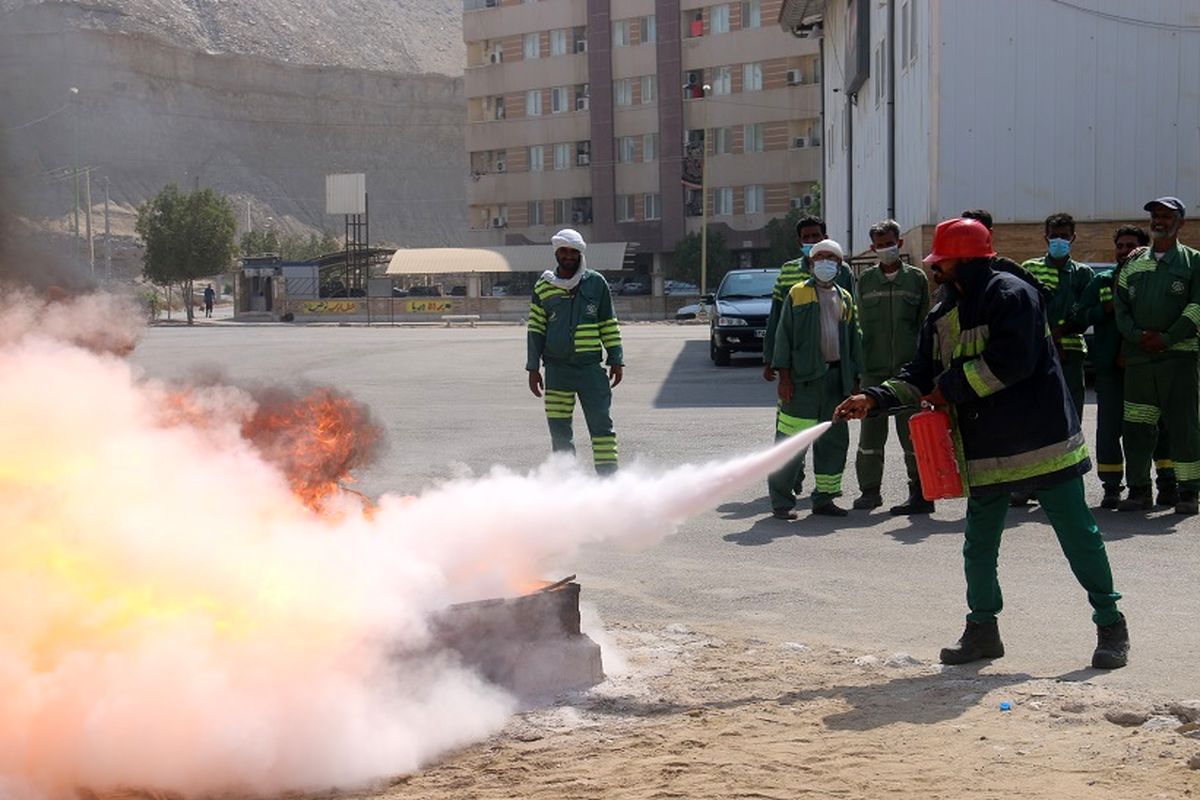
132, 323, 1198, 699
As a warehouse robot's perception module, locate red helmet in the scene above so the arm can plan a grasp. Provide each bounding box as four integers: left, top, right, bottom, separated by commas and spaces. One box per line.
923, 218, 996, 264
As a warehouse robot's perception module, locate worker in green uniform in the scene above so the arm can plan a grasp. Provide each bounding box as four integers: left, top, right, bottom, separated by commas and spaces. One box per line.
526, 229, 624, 475
767, 239, 863, 519
1114, 197, 1200, 515
1071, 225, 1176, 509
853, 219, 932, 514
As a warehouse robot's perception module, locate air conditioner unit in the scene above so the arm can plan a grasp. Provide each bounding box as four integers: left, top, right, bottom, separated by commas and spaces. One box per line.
491, 217, 507, 228
789, 197, 804, 210
495, 106, 506, 119
786, 69, 803, 85
793, 136, 807, 148
489, 51, 501, 64
571, 211, 585, 223
575, 39, 588, 53
802, 194, 814, 207
810, 136, 822, 147
576, 153, 590, 166
495, 160, 506, 172
576, 96, 590, 111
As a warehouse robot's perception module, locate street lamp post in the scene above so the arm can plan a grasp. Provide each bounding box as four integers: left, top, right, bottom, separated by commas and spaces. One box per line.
69, 87, 80, 252
698, 83, 711, 300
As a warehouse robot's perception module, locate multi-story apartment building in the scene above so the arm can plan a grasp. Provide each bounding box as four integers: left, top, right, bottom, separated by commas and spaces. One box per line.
463, 0, 824, 281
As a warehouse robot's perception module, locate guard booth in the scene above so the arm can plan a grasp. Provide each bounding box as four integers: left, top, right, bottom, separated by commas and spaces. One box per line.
238, 254, 282, 314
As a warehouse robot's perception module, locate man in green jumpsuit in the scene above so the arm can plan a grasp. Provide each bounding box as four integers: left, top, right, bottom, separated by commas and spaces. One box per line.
526, 228, 624, 475
1114, 197, 1200, 514
1071, 226, 1175, 509
853, 219, 932, 514
767, 238, 863, 519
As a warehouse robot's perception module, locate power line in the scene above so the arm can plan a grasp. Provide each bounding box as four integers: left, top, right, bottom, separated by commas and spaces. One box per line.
1043, 0, 1200, 31
1, 103, 70, 132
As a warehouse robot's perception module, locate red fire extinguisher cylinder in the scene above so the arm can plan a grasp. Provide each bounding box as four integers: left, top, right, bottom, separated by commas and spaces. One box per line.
908, 407, 965, 501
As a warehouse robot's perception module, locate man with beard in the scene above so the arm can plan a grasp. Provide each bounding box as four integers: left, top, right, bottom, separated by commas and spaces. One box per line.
1072, 226, 1176, 510
526, 229, 624, 474
834, 218, 1129, 670
1114, 198, 1200, 514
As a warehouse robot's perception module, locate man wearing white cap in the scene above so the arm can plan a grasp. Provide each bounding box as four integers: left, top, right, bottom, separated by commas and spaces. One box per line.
526, 229, 624, 474
766, 238, 862, 518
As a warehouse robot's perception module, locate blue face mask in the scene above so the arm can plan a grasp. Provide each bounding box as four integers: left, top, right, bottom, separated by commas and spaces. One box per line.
800, 244, 814, 257
812, 259, 839, 283
1048, 238, 1071, 259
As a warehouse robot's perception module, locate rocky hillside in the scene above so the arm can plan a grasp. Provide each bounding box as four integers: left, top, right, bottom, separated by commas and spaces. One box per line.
0, 0, 465, 75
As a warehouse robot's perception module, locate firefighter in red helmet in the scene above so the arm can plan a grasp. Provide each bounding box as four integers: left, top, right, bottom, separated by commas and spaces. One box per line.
835, 218, 1129, 670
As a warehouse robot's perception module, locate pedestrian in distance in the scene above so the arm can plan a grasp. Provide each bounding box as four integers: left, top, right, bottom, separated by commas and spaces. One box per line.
1113, 197, 1200, 514
1070, 225, 1176, 509
835, 218, 1129, 670
767, 238, 863, 520
526, 229, 624, 475
203, 284, 215, 318
852, 219, 933, 515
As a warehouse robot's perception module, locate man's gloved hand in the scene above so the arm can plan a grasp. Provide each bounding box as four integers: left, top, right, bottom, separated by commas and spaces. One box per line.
922, 384, 949, 408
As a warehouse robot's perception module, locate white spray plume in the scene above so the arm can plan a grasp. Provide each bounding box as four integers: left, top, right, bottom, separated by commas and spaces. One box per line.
0, 293, 827, 799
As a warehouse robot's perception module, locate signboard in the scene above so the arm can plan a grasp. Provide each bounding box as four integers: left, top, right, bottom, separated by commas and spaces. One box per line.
406, 300, 452, 313
302, 300, 359, 314
325, 173, 366, 215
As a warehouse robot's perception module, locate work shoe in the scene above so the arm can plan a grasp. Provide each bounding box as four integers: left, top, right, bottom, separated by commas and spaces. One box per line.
772, 507, 799, 521
890, 484, 934, 515
939, 619, 1005, 665
811, 501, 849, 517
1009, 490, 1036, 507
1157, 484, 1181, 508
852, 492, 883, 510
1091, 614, 1130, 670
1118, 487, 1152, 512
1174, 491, 1199, 516
1100, 485, 1123, 510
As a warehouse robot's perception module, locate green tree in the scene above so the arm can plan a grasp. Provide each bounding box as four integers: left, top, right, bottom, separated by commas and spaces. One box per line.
809, 181, 823, 218
137, 184, 238, 325
279, 230, 342, 261
670, 229, 733, 292
763, 208, 802, 270
240, 228, 280, 257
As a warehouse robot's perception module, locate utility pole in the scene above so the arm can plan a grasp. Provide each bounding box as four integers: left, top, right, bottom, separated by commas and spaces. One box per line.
699, 83, 711, 300
103, 176, 112, 279
84, 167, 95, 276
70, 87, 80, 251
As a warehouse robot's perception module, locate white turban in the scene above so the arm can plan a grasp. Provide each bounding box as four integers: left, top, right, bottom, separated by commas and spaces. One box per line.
810, 238, 844, 260
543, 229, 588, 290
551, 228, 587, 252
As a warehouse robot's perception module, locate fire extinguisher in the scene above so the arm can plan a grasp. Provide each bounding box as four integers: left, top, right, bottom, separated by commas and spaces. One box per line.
907, 403, 965, 501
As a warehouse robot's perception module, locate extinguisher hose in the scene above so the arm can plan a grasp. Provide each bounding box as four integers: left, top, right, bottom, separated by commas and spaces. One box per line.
863, 404, 921, 419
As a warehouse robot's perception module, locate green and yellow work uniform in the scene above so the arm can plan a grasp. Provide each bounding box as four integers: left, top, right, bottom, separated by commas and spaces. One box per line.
1022, 255, 1094, 418
526, 269, 624, 474
1072, 267, 1173, 493
767, 279, 863, 511
1114, 242, 1200, 493
854, 263, 931, 495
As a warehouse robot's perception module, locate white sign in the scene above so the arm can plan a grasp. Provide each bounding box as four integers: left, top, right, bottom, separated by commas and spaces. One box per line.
326, 173, 366, 215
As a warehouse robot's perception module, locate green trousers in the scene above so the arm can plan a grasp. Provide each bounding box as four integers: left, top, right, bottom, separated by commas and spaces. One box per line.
544, 361, 617, 475
1093, 368, 1174, 490
855, 372, 919, 493
767, 366, 849, 510
1061, 350, 1086, 421
964, 477, 1121, 627
1123, 356, 1200, 491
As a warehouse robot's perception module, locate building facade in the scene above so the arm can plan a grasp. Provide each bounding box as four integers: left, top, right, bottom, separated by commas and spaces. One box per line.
463, 0, 825, 281
781, 0, 1200, 262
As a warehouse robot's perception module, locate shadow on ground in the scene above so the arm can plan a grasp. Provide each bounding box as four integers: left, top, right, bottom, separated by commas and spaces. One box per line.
653, 340, 775, 409
718, 499, 966, 546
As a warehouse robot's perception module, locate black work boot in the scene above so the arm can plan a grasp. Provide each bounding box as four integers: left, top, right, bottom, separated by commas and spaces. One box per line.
852, 491, 883, 510
1175, 491, 1199, 516
1100, 485, 1123, 509
812, 501, 849, 517
939, 619, 1005, 665
1091, 614, 1129, 670
891, 482, 935, 515
1118, 487, 1152, 512
1156, 478, 1180, 508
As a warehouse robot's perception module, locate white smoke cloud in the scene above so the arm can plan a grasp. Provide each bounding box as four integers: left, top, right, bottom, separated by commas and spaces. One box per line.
0, 294, 825, 799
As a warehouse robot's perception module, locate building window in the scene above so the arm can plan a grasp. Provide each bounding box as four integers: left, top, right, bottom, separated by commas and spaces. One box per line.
554, 198, 571, 225
524, 32, 540, 59
529, 145, 544, 171
640, 75, 657, 104
551, 86, 570, 113
576, 140, 591, 165
614, 78, 634, 106
744, 185, 764, 214
491, 96, 506, 120
554, 142, 572, 170
713, 126, 734, 155
550, 29, 568, 56
525, 90, 542, 116
711, 65, 732, 95
742, 62, 763, 92
711, 4, 731, 33
573, 27, 588, 53
908, 2, 918, 64
741, 0, 761, 28
641, 15, 656, 43
713, 187, 733, 216
644, 193, 662, 220
744, 123, 764, 152
528, 200, 544, 225
642, 132, 658, 162
617, 136, 637, 163
616, 195, 636, 222
613, 19, 631, 47
874, 42, 886, 107
687, 9, 704, 37
901, 2, 910, 65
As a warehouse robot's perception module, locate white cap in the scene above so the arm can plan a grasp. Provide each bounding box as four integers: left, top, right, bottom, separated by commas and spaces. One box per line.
551, 228, 587, 252
810, 238, 844, 260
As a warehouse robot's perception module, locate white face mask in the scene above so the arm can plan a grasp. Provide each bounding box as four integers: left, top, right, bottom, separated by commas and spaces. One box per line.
876, 245, 901, 265
812, 259, 839, 283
